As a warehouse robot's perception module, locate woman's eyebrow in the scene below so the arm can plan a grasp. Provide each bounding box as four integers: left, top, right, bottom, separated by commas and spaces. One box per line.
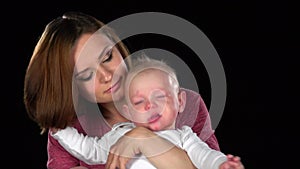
97, 45, 111, 61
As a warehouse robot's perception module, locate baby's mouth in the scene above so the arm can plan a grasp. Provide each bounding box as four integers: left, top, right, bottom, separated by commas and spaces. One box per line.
148, 113, 162, 123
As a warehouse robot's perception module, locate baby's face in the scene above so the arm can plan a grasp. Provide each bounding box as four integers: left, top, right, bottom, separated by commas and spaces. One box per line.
127, 69, 180, 131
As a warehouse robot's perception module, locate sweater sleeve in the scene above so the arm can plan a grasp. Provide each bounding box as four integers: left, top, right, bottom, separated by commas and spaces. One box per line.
180, 126, 227, 169
47, 130, 81, 169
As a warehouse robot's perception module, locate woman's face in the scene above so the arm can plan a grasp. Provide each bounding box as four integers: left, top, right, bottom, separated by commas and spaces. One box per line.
73, 33, 127, 104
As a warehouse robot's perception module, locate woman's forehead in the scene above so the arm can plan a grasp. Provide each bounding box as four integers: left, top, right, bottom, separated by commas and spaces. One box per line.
75, 33, 112, 57
73, 33, 113, 69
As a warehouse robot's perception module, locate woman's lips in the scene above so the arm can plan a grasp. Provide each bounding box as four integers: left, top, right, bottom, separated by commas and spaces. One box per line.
104, 78, 121, 93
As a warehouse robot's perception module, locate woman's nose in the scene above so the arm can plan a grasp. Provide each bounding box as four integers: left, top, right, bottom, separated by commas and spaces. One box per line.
97, 67, 112, 83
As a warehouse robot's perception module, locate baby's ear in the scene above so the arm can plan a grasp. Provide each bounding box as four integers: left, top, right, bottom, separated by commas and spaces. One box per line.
178, 90, 186, 113
122, 105, 132, 121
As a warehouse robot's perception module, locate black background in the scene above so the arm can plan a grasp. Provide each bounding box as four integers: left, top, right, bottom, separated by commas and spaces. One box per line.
3, 0, 298, 168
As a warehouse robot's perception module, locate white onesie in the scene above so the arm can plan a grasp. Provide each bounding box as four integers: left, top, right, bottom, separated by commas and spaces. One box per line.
52, 122, 226, 169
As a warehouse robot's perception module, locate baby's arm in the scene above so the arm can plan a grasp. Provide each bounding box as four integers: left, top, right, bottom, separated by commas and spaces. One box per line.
180, 126, 227, 169
51, 123, 133, 165
51, 127, 111, 165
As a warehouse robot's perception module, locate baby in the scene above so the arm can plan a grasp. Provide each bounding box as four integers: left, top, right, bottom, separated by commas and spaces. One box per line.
52, 55, 244, 169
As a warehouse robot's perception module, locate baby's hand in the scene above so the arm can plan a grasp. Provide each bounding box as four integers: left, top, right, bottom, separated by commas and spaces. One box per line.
219, 154, 245, 169
50, 128, 59, 134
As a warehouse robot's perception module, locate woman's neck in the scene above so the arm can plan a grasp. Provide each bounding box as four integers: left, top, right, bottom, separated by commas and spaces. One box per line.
99, 102, 129, 126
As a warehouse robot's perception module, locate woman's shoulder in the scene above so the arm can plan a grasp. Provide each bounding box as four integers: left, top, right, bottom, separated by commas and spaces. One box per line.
180, 87, 200, 96
72, 118, 86, 134
74, 114, 111, 137
180, 87, 202, 103
176, 88, 202, 127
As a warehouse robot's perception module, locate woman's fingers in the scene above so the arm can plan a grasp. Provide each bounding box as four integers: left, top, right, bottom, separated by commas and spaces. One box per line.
105, 152, 118, 169
105, 152, 113, 169
106, 127, 175, 168
105, 151, 130, 169
118, 156, 130, 169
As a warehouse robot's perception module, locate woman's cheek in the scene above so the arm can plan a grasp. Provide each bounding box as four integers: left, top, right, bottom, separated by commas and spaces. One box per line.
78, 82, 97, 102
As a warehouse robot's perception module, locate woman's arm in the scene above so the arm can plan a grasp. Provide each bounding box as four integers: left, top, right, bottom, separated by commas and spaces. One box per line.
146, 144, 196, 169
195, 95, 220, 150
191, 96, 220, 150
105, 127, 196, 169
47, 131, 81, 169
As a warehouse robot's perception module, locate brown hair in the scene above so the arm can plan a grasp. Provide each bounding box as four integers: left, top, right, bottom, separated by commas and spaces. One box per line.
24, 11, 130, 134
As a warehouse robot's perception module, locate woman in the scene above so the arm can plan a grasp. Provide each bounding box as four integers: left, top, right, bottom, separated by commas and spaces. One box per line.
24, 11, 220, 169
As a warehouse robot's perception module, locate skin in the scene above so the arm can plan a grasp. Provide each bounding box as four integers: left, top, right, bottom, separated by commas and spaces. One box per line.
72, 33, 197, 169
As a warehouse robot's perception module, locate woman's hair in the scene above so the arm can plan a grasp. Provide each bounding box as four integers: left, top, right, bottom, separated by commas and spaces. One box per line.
24, 11, 130, 134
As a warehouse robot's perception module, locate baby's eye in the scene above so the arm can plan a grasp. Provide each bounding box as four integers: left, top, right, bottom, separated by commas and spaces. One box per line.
151, 89, 167, 100
133, 100, 144, 105
131, 96, 145, 106
155, 95, 166, 99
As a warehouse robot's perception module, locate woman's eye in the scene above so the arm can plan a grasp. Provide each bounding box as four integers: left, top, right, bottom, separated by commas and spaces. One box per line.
102, 49, 113, 63
77, 72, 94, 81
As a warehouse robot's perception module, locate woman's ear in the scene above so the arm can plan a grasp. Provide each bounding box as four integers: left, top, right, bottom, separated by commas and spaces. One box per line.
178, 90, 186, 113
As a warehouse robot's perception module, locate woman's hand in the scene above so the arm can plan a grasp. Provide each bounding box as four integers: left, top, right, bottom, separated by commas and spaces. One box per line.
105, 126, 158, 169
105, 126, 196, 169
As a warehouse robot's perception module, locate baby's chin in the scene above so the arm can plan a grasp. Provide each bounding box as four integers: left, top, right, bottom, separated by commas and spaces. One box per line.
147, 127, 162, 132
133, 123, 161, 131
146, 124, 164, 131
